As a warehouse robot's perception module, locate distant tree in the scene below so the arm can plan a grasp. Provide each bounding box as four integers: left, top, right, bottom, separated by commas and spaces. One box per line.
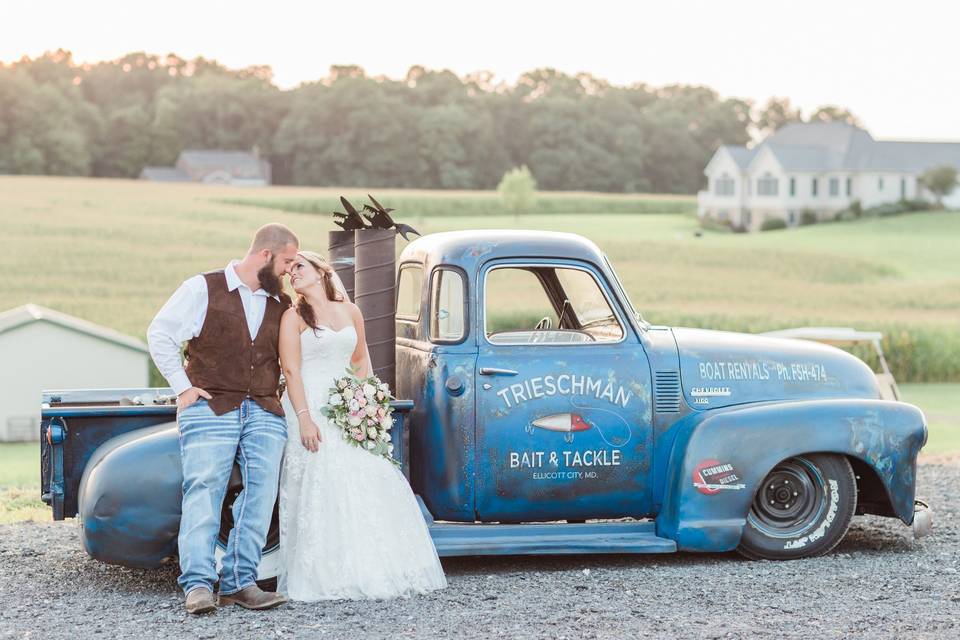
808, 105, 861, 127
497, 166, 537, 213
919, 165, 959, 207
756, 97, 802, 136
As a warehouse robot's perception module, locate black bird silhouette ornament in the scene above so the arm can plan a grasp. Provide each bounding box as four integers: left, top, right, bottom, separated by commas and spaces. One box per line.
332, 196, 370, 231
362, 194, 421, 240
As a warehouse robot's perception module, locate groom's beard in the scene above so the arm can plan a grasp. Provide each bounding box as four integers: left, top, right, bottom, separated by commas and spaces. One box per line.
257, 259, 283, 297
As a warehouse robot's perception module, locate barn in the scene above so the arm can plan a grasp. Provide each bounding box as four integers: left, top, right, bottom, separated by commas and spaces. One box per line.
0, 304, 150, 442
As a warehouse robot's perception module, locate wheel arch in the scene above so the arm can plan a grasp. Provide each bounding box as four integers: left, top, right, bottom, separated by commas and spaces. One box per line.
654, 398, 926, 552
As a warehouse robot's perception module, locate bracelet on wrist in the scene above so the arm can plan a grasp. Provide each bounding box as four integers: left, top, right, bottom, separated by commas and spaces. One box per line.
296, 408, 310, 416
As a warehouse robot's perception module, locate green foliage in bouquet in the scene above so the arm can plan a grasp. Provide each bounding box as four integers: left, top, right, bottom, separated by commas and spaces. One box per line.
320, 369, 398, 466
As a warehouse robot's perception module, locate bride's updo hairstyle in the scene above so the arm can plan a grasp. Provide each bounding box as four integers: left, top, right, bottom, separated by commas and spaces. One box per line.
296, 251, 344, 332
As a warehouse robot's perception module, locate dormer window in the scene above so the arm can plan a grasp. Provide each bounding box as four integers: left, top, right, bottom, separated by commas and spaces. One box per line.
715, 174, 735, 196
757, 173, 779, 196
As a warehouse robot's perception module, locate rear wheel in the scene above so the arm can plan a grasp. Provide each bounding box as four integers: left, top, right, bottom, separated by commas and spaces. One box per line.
738, 453, 856, 560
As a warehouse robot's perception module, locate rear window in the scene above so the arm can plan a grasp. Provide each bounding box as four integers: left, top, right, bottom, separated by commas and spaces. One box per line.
430, 268, 466, 343
396, 264, 423, 320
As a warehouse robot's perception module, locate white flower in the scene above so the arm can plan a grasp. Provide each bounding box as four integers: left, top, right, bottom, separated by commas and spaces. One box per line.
348, 399, 360, 412
379, 416, 392, 430
365, 440, 375, 450
364, 405, 377, 417
348, 415, 363, 427
337, 378, 349, 390
328, 393, 343, 406
362, 383, 376, 398
378, 382, 389, 392
388, 444, 394, 454
366, 426, 378, 439
382, 431, 391, 442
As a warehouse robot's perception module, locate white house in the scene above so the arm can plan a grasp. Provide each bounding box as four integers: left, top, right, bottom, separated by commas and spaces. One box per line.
698, 122, 960, 230
0, 305, 150, 442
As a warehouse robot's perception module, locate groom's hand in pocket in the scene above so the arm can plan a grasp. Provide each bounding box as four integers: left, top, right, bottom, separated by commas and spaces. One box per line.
177, 386, 212, 410
299, 418, 322, 452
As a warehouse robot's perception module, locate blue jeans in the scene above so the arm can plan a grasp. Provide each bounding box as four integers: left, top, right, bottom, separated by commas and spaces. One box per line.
176, 398, 287, 595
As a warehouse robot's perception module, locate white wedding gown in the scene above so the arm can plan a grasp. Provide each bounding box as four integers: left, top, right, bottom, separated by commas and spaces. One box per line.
278, 325, 447, 601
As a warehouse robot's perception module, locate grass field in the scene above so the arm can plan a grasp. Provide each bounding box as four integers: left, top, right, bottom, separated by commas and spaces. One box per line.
3, 175, 957, 381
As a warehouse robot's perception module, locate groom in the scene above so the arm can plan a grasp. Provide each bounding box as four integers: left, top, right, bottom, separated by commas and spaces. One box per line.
147, 223, 298, 614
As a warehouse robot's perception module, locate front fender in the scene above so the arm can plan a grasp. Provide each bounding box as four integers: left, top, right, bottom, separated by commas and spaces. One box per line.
655, 399, 926, 552
77, 423, 182, 568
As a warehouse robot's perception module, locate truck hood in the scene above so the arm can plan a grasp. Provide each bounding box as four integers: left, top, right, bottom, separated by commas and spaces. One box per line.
672, 327, 881, 410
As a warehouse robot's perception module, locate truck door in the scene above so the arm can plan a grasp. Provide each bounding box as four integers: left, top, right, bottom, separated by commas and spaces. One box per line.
475, 259, 653, 522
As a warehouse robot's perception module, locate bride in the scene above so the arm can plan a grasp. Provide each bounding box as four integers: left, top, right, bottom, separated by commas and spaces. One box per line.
277, 250, 447, 601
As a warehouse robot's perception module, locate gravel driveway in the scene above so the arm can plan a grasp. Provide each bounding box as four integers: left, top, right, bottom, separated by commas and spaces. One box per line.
1, 463, 957, 640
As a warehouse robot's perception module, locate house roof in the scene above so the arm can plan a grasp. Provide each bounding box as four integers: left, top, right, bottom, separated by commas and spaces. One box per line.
0, 304, 149, 353
178, 150, 265, 171
721, 122, 960, 174
140, 167, 189, 182
722, 145, 758, 170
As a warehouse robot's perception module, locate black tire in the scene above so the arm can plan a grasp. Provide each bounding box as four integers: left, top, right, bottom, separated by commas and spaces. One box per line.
738, 453, 856, 560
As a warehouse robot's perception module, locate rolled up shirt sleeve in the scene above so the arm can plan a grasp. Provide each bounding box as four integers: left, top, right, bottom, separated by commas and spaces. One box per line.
147, 275, 207, 396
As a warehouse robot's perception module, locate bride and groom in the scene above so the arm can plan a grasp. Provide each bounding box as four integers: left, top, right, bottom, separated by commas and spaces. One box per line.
147, 223, 446, 615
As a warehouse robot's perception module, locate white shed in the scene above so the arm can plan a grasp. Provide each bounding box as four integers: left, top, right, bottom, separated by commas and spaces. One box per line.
0, 304, 150, 442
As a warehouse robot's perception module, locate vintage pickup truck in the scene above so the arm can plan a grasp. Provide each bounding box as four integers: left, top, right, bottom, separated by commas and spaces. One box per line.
40, 230, 930, 583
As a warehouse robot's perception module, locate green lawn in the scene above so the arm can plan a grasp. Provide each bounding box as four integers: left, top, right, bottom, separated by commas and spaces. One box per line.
901, 383, 960, 456
0, 442, 46, 524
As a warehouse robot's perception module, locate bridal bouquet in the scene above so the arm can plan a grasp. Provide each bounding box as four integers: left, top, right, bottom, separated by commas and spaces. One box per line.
321, 370, 397, 465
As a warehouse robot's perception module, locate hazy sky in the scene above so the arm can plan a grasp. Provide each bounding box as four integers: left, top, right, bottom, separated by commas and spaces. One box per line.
3, 0, 957, 140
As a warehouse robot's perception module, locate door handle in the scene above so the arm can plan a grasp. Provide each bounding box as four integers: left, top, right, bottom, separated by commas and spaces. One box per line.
479, 367, 518, 376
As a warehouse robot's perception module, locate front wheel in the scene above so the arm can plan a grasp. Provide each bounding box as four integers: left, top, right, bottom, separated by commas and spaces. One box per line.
738, 453, 856, 560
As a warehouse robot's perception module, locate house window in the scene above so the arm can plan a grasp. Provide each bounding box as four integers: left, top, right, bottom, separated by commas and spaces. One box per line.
900, 177, 907, 199
846, 177, 852, 196
878, 177, 884, 191
757, 173, 779, 196
829, 177, 839, 197
789, 177, 796, 197
715, 174, 735, 196
811, 178, 818, 197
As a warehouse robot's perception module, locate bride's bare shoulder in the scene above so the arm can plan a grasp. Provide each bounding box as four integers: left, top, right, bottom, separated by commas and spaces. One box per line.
281, 307, 306, 331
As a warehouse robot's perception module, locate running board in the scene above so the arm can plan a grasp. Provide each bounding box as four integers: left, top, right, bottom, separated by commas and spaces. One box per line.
427, 521, 677, 556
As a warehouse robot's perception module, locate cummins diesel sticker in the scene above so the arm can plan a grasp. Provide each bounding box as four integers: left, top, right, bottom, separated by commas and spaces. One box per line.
693, 459, 746, 495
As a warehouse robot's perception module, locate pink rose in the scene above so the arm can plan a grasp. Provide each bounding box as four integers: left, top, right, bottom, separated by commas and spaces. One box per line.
358, 397, 367, 407
376, 407, 385, 418
354, 390, 365, 400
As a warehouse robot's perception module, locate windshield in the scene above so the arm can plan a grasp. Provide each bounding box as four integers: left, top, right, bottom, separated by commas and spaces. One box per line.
603, 254, 648, 329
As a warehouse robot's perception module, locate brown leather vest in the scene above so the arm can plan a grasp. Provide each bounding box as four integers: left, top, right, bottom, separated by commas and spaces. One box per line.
184, 270, 286, 417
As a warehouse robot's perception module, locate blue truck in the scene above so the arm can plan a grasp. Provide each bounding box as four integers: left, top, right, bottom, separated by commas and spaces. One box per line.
41, 230, 931, 584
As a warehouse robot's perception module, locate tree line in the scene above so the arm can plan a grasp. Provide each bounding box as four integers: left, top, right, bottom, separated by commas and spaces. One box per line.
0, 50, 858, 193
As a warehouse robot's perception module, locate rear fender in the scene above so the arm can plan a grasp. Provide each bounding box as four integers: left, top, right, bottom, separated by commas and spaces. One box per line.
655, 399, 926, 552
78, 423, 182, 567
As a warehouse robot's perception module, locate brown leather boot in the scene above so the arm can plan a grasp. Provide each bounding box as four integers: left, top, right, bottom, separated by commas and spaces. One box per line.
217, 585, 288, 610
185, 587, 217, 615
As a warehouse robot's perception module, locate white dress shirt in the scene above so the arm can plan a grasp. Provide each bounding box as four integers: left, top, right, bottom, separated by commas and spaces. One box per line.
147, 261, 280, 396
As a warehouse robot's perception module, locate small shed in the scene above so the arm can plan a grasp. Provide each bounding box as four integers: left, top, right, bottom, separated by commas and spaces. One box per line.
0, 305, 150, 442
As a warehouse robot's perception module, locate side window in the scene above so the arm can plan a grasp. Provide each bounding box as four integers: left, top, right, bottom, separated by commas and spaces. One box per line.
396, 264, 423, 320
484, 265, 623, 345
430, 269, 465, 342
